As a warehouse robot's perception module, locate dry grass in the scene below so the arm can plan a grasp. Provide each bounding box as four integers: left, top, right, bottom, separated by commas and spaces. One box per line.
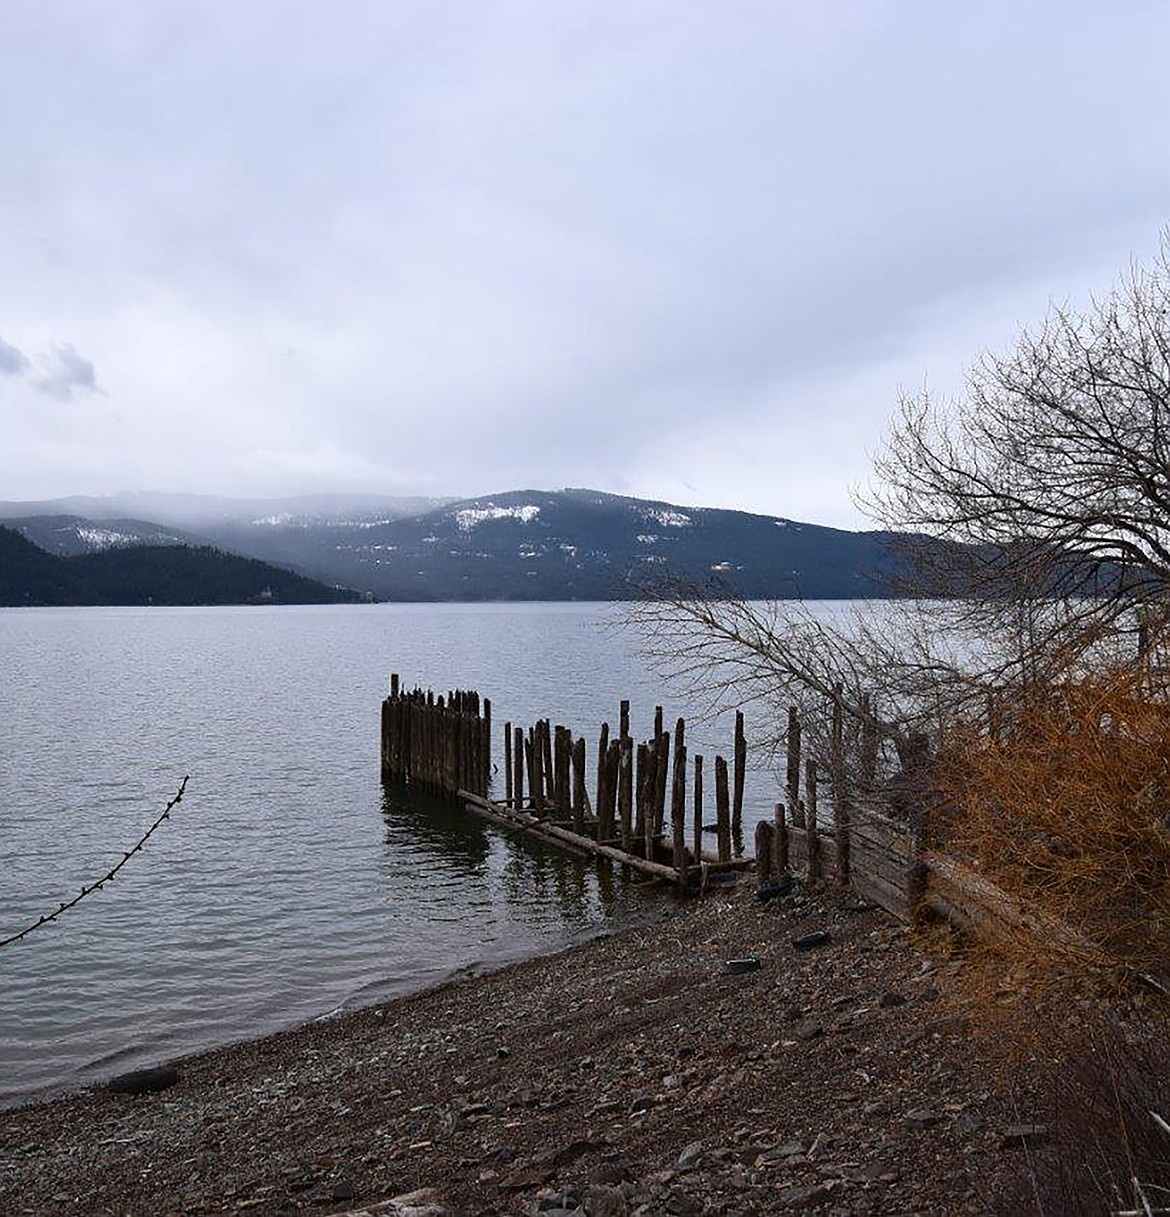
934, 667, 1170, 985
920, 665, 1170, 1213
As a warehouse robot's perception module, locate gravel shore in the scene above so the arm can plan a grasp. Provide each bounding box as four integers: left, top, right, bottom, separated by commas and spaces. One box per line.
1, 882, 1030, 1215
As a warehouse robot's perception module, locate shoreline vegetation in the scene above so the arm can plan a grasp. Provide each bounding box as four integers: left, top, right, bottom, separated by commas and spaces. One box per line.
1, 883, 1044, 1217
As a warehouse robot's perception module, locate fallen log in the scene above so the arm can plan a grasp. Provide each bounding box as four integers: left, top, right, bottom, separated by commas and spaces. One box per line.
459, 790, 684, 884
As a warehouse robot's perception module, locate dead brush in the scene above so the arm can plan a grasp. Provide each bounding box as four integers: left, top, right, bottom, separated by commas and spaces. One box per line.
933, 665, 1170, 989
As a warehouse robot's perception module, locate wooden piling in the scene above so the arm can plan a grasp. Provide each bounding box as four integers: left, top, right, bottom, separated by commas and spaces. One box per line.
541, 720, 555, 805
603, 739, 620, 843
671, 735, 687, 879
513, 725, 524, 809
787, 706, 803, 828
619, 736, 633, 849
693, 754, 704, 867
653, 729, 670, 835
774, 801, 789, 875
714, 756, 732, 863
596, 722, 610, 827
529, 729, 543, 814
755, 820, 774, 885
571, 735, 586, 832
732, 711, 746, 835
554, 726, 571, 815
504, 721, 513, 806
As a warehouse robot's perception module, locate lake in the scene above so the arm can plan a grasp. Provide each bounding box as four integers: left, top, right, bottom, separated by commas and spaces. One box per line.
0, 602, 783, 1107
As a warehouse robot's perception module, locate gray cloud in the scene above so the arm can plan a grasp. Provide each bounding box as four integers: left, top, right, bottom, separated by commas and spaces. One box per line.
34, 344, 99, 401
0, 335, 30, 377
1, 3, 1170, 520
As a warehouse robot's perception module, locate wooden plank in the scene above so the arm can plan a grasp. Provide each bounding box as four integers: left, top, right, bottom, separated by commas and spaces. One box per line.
849, 814, 916, 859
851, 868, 911, 919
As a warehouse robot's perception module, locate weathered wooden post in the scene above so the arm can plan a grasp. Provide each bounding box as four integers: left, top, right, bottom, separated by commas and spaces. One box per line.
635, 742, 650, 838
714, 756, 731, 863
482, 699, 492, 795
619, 700, 630, 746
755, 820, 774, 885
596, 722, 610, 828
504, 721, 513, 806
541, 720, 555, 805
671, 731, 687, 880
693, 754, 704, 866
774, 801, 789, 876
530, 727, 544, 814
619, 736, 633, 849
571, 735, 586, 832
653, 730, 670, 835
603, 739, 620, 843
787, 706, 803, 828
554, 726, 571, 815
513, 725, 524, 808
732, 711, 746, 836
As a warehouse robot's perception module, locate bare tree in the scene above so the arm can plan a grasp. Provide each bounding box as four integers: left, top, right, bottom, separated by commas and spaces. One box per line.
868, 238, 1170, 654
630, 236, 1170, 773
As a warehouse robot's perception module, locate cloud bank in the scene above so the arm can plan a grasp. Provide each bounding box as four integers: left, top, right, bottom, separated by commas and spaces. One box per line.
1, 2, 1169, 525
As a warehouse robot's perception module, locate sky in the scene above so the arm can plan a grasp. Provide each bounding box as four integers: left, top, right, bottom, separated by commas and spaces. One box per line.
3, 2, 1170, 528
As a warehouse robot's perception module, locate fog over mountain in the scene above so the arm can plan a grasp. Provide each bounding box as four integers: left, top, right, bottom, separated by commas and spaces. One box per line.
2, 488, 908, 602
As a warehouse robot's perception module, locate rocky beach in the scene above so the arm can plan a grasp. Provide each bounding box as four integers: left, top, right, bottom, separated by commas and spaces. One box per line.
0, 882, 1033, 1216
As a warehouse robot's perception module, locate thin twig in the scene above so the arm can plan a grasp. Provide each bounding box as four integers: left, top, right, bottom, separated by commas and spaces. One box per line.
0, 776, 190, 949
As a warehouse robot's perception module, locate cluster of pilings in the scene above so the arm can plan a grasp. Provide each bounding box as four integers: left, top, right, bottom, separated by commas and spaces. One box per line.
381, 678, 754, 891
380, 674, 491, 799
499, 702, 749, 873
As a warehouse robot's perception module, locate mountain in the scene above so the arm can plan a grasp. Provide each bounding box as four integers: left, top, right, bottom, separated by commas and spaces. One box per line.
0, 528, 364, 607
225, 488, 906, 601
5, 514, 200, 556
0, 489, 909, 601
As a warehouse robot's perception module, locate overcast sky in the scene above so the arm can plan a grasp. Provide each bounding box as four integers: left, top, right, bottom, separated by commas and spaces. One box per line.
3, 2, 1170, 527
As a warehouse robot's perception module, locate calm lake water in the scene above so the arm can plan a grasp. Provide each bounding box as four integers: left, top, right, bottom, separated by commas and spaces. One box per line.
0, 602, 783, 1107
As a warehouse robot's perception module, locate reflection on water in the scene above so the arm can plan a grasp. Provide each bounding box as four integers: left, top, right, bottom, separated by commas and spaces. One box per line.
1, 601, 788, 1107
381, 779, 636, 930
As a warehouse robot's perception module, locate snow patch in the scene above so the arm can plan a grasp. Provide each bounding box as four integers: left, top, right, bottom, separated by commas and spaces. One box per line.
77, 528, 140, 550
644, 508, 692, 528
454, 504, 541, 531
